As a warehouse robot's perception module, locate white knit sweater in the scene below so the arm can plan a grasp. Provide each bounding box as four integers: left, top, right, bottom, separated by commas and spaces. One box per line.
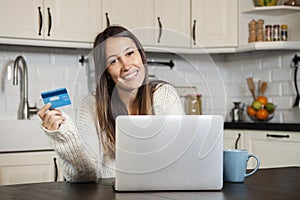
42, 84, 184, 182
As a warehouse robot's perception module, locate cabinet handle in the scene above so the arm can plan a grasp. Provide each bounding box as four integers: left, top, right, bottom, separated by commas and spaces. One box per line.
53, 157, 58, 182
157, 17, 162, 43
47, 7, 52, 36
192, 20, 196, 45
235, 133, 241, 149
266, 134, 290, 138
105, 13, 110, 27
38, 7, 43, 36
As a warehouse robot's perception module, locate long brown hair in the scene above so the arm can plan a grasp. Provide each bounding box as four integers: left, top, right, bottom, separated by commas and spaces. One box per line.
93, 26, 157, 157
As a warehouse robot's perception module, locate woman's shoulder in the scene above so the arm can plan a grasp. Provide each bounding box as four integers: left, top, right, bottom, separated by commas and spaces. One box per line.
151, 81, 177, 94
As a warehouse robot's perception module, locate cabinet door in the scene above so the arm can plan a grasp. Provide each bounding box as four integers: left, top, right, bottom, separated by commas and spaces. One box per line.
102, 0, 154, 46
154, 0, 190, 47
245, 131, 300, 169
0, 152, 62, 185
191, 0, 238, 48
45, 0, 102, 43
0, 0, 42, 40
224, 130, 244, 150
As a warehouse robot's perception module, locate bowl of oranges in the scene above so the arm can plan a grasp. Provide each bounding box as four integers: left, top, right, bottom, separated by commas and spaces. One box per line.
247, 96, 275, 122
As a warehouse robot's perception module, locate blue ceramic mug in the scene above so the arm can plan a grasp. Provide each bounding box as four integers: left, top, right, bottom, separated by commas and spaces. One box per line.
223, 149, 260, 183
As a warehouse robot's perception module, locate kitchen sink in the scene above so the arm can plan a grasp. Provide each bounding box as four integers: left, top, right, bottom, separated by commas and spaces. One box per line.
0, 120, 52, 152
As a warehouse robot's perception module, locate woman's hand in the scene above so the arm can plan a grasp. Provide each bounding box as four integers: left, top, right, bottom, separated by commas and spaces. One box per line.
38, 103, 66, 131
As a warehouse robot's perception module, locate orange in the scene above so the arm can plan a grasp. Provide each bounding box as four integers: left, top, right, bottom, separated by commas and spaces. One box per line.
256, 109, 269, 120
256, 96, 268, 106
247, 106, 257, 116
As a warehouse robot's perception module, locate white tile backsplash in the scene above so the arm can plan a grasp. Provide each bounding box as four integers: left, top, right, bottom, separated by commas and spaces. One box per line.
0, 48, 299, 123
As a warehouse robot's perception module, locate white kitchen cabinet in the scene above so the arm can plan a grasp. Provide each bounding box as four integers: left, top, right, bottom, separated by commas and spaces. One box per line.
238, 0, 300, 51
224, 130, 245, 150
154, 0, 190, 48
191, 0, 238, 48
102, 0, 154, 46
244, 130, 300, 169
0, 0, 101, 46
103, 0, 190, 48
0, 151, 63, 185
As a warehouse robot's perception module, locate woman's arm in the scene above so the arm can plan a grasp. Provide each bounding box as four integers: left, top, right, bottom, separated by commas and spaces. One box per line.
38, 95, 114, 182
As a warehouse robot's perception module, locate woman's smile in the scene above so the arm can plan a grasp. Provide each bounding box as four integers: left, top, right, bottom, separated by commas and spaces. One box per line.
122, 69, 139, 81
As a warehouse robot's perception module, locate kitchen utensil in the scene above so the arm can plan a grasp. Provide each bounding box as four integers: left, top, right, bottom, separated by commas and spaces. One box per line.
230, 102, 245, 122
291, 55, 300, 108
261, 82, 268, 96
247, 77, 256, 100
258, 80, 261, 96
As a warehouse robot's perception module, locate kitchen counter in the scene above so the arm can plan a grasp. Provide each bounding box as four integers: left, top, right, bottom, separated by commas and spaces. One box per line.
0, 167, 299, 200
224, 122, 300, 132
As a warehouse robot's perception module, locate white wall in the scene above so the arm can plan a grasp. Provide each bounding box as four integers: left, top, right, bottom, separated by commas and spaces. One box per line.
147, 50, 300, 123
0, 47, 299, 123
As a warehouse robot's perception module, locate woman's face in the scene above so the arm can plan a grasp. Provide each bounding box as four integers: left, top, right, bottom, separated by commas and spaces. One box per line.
105, 37, 145, 92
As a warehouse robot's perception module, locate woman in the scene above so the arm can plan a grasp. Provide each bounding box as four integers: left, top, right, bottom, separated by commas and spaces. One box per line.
38, 25, 184, 182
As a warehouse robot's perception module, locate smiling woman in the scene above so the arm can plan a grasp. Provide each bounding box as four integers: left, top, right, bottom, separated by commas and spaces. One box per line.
105, 37, 145, 94
37, 25, 184, 183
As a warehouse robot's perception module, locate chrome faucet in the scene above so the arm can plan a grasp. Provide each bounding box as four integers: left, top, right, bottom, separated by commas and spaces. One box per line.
13, 56, 38, 119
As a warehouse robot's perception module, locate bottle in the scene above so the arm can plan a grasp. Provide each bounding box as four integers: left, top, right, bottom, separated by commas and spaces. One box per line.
281, 24, 288, 41
256, 19, 264, 42
265, 25, 272, 41
273, 25, 280, 41
248, 20, 257, 43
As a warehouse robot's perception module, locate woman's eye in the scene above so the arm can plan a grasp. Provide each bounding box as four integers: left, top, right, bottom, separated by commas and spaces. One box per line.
109, 59, 117, 65
126, 51, 134, 56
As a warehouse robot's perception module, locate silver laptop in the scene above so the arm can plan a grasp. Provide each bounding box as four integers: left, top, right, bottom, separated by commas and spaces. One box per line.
114, 115, 224, 191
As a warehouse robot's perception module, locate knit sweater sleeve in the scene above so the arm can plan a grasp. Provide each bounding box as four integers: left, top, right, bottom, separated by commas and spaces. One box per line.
41, 95, 114, 182
152, 83, 185, 115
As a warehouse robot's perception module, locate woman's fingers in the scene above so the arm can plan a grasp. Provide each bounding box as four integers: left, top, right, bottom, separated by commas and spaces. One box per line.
38, 105, 66, 131
37, 103, 52, 120
44, 110, 65, 130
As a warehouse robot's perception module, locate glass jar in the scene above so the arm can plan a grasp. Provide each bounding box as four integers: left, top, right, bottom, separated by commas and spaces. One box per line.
265, 25, 272, 41
273, 25, 280, 41
281, 24, 288, 41
186, 94, 202, 115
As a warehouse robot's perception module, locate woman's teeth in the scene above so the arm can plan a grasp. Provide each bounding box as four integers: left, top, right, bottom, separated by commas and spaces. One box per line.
123, 70, 138, 80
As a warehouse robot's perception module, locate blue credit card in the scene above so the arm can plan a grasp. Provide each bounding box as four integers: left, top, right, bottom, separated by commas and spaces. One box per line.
41, 87, 71, 109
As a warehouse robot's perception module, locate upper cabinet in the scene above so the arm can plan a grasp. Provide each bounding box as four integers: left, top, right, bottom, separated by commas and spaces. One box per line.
102, 0, 154, 46
191, 0, 238, 48
1, 0, 298, 52
0, 0, 102, 48
238, 0, 300, 51
102, 0, 190, 48
153, 0, 190, 48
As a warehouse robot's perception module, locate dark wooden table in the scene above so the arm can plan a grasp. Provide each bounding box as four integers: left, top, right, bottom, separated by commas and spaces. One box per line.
0, 167, 299, 200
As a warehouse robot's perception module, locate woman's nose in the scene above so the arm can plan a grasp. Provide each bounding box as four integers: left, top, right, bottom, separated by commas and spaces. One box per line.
120, 57, 131, 70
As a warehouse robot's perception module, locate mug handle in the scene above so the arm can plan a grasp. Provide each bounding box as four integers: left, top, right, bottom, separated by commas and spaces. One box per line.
245, 154, 260, 178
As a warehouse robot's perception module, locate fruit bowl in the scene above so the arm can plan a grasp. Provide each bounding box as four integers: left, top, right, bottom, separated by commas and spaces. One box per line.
247, 96, 276, 123
248, 112, 275, 123
256, 0, 277, 6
